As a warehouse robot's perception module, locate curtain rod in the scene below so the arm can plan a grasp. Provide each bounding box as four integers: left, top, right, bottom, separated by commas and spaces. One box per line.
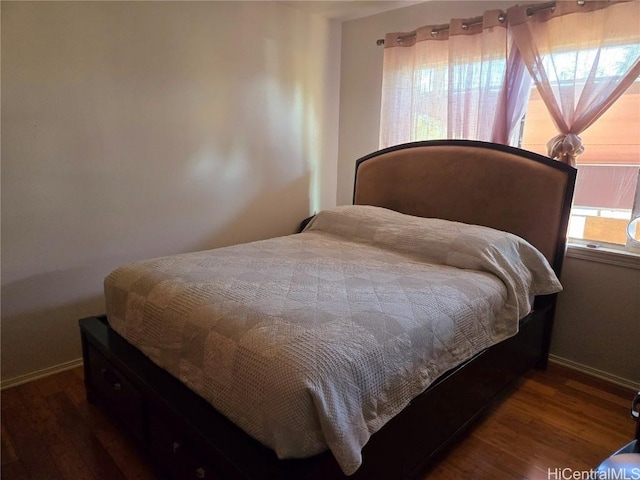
376, 0, 568, 46
526, 1, 558, 16
376, 14, 497, 46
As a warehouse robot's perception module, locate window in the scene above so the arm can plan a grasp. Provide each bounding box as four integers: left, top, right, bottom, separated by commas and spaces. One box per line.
379, 3, 640, 255
521, 60, 640, 250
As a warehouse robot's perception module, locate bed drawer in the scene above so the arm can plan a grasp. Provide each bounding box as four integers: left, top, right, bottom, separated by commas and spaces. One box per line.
149, 413, 219, 480
86, 346, 144, 441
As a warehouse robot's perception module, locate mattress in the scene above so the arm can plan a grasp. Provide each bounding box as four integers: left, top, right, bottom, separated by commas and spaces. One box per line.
105, 205, 562, 475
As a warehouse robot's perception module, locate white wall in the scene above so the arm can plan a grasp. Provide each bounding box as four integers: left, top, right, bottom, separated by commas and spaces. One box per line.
338, 1, 639, 386
552, 255, 640, 385
3, 0, 637, 388
1, 1, 341, 382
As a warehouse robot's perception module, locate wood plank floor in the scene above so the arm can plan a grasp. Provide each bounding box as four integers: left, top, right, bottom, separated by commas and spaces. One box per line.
1, 363, 636, 480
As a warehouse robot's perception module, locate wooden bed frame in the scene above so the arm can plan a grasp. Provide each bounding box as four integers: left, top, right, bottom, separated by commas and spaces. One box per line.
79, 140, 576, 480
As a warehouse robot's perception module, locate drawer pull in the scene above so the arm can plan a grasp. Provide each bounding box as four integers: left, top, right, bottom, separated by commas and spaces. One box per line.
101, 368, 122, 391
172, 441, 180, 454
195, 467, 206, 478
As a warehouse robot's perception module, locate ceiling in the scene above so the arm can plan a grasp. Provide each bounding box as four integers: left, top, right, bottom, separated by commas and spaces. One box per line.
284, 1, 425, 21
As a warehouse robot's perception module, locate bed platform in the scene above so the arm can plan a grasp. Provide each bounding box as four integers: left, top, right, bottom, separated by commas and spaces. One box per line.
80, 140, 576, 479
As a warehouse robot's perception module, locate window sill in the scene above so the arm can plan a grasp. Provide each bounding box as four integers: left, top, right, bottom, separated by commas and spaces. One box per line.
566, 242, 640, 270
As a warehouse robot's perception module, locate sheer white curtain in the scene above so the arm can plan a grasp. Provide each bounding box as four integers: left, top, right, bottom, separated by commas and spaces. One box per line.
379, 24, 449, 148
379, 10, 531, 149
507, 0, 640, 166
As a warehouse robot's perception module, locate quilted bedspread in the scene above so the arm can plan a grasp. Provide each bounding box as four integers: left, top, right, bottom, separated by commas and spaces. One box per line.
105, 205, 562, 475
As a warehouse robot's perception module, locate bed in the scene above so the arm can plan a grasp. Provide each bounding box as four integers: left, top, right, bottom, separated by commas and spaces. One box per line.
79, 139, 576, 480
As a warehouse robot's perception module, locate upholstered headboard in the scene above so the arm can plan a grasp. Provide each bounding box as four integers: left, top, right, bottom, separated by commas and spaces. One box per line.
353, 140, 576, 275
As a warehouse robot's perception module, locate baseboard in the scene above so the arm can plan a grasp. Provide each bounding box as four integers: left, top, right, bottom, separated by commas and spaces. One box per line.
549, 354, 640, 391
1, 358, 84, 390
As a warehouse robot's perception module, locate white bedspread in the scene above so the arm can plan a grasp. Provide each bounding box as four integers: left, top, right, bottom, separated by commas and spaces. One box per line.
105, 205, 562, 475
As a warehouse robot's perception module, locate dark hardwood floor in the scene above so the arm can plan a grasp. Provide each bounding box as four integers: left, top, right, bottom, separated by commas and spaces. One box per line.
1, 363, 636, 479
